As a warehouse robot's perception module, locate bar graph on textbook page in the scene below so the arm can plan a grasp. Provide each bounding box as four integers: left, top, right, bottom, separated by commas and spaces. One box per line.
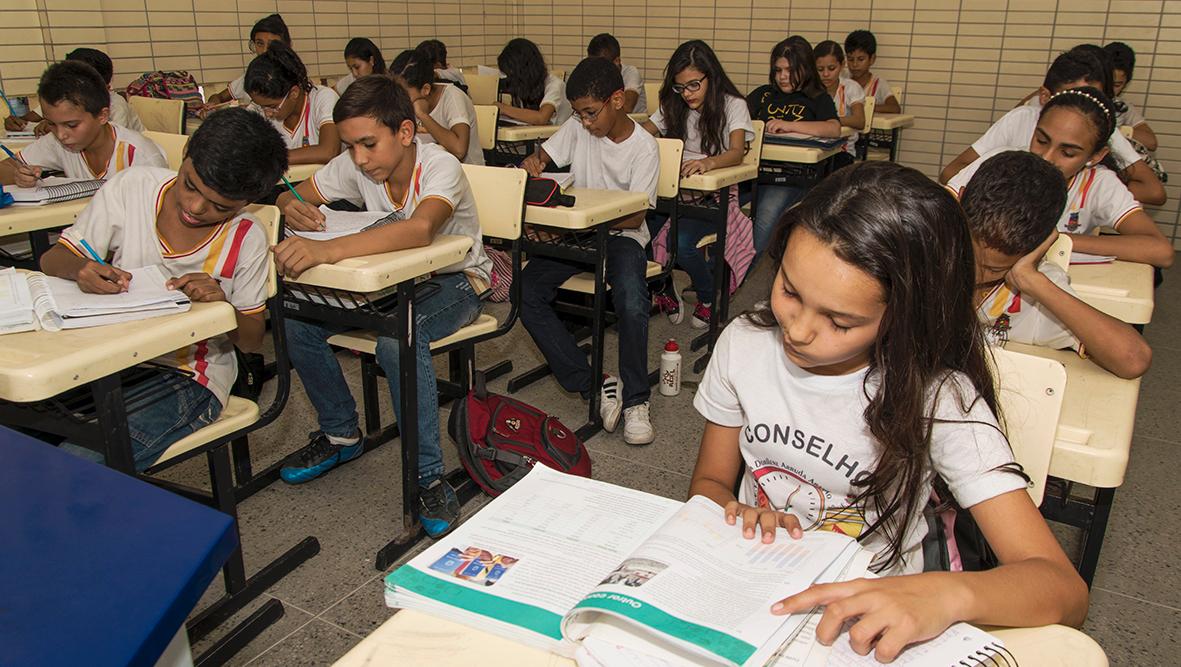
746, 541, 814, 570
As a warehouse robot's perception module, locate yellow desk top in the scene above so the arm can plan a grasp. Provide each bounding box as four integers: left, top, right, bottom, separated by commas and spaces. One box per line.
0, 301, 236, 403
680, 163, 759, 191
524, 188, 649, 230
840, 125, 854, 137
761, 143, 843, 164
285, 163, 324, 183
1070, 260, 1154, 324
333, 610, 1106, 667
0, 135, 36, 150
870, 113, 915, 130
1005, 341, 1140, 488
497, 124, 561, 142
0, 198, 89, 236
288, 234, 472, 293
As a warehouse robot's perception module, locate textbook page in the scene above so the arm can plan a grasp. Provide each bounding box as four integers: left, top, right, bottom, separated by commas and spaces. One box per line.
385, 465, 682, 653
0, 267, 35, 333
39, 265, 190, 329
288, 205, 396, 241
540, 172, 575, 191
563, 495, 860, 667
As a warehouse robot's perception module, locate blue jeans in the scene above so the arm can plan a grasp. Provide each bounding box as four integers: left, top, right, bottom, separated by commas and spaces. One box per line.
285, 272, 481, 485
60, 373, 222, 472
675, 216, 718, 304
753, 184, 806, 255
520, 235, 651, 408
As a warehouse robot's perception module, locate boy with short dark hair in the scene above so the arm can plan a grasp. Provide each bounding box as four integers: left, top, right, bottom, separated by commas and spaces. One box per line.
587, 33, 645, 114
843, 29, 900, 113
0, 60, 165, 186
1105, 41, 1157, 152
41, 107, 289, 468
5, 48, 145, 134
520, 56, 660, 445
274, 75, 491, 537
960, 150, 1150, 379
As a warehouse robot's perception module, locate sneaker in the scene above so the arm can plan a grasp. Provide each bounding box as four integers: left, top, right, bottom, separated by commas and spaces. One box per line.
653, 278, 685, 324
280, 431, 365, 484
419, 479, 460, 538
600, 374, 622, 432
623, 402, 655, 445
691, 302, 712, 329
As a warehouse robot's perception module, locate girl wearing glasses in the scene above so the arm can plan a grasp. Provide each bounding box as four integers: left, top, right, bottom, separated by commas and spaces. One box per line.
643, 40, 755, 330
202, 14, 291, 113
244, 43, 342, 166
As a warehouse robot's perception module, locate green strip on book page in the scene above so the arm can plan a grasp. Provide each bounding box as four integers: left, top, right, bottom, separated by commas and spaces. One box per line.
572, 593, 756, 665
389, 567, 564, 640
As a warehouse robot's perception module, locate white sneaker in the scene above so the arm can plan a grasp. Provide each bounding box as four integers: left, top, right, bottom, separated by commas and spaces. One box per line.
599, 375, 622, 432
623, 402, 655, 445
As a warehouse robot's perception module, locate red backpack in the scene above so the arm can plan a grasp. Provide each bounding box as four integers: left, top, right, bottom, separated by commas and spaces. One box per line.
125, 71, 204, 118
448, 374, 591, 496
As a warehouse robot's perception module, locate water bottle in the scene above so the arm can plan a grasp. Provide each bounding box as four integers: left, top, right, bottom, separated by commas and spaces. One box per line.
659, 339, 682, 397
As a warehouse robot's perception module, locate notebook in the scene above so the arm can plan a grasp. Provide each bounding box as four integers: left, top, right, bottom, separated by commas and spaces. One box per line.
287, 205, 401, 241
1069, 252, 1116, 265
0, 265, 191, 333
540, 171, 575, 192
762, 133, 845, 149
7, 177, 104, 205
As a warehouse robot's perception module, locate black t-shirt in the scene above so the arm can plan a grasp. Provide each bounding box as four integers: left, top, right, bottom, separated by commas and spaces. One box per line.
746, 85, 838, 123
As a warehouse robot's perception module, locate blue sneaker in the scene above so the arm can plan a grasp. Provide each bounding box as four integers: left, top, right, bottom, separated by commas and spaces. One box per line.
280, 431, 365, 484
419, 479, 460, 538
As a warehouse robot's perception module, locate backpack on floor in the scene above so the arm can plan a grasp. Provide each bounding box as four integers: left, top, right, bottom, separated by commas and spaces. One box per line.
448, 373, 591, 496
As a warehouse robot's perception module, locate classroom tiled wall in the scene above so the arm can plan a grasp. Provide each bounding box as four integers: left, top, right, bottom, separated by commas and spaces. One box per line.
3, 0, 1180, 243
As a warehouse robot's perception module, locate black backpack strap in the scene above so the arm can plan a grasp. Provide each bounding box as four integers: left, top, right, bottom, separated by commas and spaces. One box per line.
474, 370, 487, 400
474, 444, 531, 467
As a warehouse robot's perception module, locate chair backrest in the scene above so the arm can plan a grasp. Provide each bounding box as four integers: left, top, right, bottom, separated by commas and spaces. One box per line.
744, 120, 766, 167
202, 84, 226, 101
655, 138, 684, 200
244, 203, 281, 298
644, 82, 661, 118
128, 96, 185, 134
1045, 233, 1073, 274
466, 73, 500, 105
550, 69, 566, 81
892, 84, 904, 105
462, 164, 526, 240
473, 105, 499, 151
862, 94, 876, 132
142, 130, 189, 170
989, 346, 1066, 505
1119, 125, 1134, 139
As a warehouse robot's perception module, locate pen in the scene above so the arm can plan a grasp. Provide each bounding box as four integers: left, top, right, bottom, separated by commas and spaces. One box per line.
0, 143, 15, 160
280, 176, 305, 203
78, 238, 107, 265
0, 89, 16, 117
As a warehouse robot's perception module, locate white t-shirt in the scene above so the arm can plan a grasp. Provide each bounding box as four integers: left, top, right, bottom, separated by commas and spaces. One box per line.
1114, 97, 1146, 129
428, 83, 484, 165
436, 68, 467, 87
830, 77, 866, 154
334, 73, 355, 96
309, 138, 491, 284
949, 149, 1142, 236
263, 85, 339, 150
694, 318, 1026, 575
862, 73, 894, 105
649, 94, 754, 160
541, 117, 659, 247
17, 123, 167, 179
621, 63, 646, 114
542, 74, 572, 125
228, 74, 249, 104
971, 104, 1142, 171
58, 167, 269, 408
109, 93, 145, 133
977, 262, 1080, 351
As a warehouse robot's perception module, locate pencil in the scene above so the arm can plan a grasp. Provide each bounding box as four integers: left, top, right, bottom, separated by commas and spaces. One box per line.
78, 239, 107, 266
280, 176, 305, 203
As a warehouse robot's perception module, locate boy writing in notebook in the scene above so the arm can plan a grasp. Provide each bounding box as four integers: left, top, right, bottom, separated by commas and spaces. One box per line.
273, 75, 491, 538
0, 60, 165, 186
960, 150, 1151, 379
519, 57, 660, 445
40, 108, 289, 469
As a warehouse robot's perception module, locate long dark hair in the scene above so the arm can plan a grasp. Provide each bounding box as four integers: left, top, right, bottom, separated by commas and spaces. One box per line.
771, 36, 825, 98
391, 48, 435, 89
747, 161, 1021, 571
497, 38, 548, 109
344, 37, 386, 75
245, 42, 312, 98
659, 40, 744, 156
1040, 86, 1119, 175
251, 14, 291, 46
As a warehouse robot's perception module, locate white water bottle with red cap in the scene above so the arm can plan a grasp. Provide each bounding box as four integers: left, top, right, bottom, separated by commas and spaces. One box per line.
659, 339, 682, 396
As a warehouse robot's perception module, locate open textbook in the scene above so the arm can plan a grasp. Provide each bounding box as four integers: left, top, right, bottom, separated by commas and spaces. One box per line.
0, 265, 190, 334
6, 176, 104, 205
286, 205, 400, 241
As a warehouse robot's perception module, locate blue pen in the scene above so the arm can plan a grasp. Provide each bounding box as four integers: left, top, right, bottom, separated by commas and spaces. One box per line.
78, 238, 107, 265
0, 144, 15, 161
0, 89, 15, 117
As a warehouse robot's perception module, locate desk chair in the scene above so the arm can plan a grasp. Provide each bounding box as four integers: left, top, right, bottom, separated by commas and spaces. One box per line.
128, 96, 186, 134
991, 346, 1067, 505
644, 82, 660, 118
139, 204, 318, 665
1046, 233, 1072, 274
692, 119, 767, 257
467, 73, 500, 105
857, 96, 876, 161
142, 130, 189, 170
550, 69, 566, 81
473, 104, 499, 159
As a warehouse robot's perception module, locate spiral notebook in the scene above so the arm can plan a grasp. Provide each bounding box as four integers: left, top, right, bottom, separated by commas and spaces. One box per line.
7, 177, 104, 206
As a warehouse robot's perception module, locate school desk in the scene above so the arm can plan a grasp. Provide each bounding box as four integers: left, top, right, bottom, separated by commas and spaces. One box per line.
1, 425, 238, 667
0, 196, 89, 266
864, 112, 915, 162
1070, 259, 1154, 324
1004, 340, 1140, 587
505, 188, 650, 441
490, 123, 561, 165
758, 143, 844, 193
332, 609, 1108, 667
282, 234, 473, 571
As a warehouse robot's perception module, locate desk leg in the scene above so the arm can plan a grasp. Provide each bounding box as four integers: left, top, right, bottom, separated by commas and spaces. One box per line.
576, 228, 608, 442
1077, 487, 1115, 587
890, 128, 901, 162
29, 230, 52, 264
693, 188, 730, 374
92, 374, 135, 474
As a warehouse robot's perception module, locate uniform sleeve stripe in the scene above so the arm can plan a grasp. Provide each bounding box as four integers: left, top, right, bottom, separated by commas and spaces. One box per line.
1112, 206, 1142, 230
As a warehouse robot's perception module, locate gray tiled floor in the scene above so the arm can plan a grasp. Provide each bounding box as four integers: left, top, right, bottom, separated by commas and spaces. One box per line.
175, 257, 1180, 666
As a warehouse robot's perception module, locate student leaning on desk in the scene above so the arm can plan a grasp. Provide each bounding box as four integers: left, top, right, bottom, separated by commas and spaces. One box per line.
36, 108, 288, 470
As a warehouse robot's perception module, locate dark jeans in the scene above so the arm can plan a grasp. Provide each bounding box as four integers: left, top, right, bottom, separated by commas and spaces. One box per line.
646, 212, 716, 304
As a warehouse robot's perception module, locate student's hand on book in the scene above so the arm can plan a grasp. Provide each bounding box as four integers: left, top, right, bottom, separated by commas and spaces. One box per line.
1005, 231, 1058, 295
520, 153, 546, 177
271, 237, 334, 278
168, 272, 226, 302
771, 574, 964, 663
283, 199, 327, 232
4, 115, 26, 131
34, 120, 51, 137
76, 261, 132, 294
766, 119, 794, 134
14, 164, 42, 188
681, 158, 712, 177
724, 500, 803, 543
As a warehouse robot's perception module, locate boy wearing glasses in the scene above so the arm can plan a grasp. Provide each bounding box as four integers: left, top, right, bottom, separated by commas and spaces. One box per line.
519, 57, 661, 445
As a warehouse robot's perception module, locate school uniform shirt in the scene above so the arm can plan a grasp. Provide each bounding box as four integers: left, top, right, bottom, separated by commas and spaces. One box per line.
948, 148, 1142, 236
428, 83, 485, 165
694, 318, 1026, 575
58, 167, 269, 409
541, 74, 573, 125
228, 74, 250, 104
649, 94, 755, 160
541, 117, 660, 248
621, 63, 646, 114
16, 123, 167, 180
1114, 96, 1146, 129
334, 73, 355, 96
265, 85, 339, 150
976, 262, 1080, 351
109, 92, 145, 133
309, 138, 491, 284
436, 68, 467, 87
746, 85, 838, 125
861, 73, 894, 105
971, 104, 1142, 172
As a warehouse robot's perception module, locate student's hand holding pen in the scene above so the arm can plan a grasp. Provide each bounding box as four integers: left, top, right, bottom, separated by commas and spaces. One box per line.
4, 115, 26, 131
14, 164, 43, 188
282, 198, 326, 232
520, 151, 546, 177
76, 260, 132, 294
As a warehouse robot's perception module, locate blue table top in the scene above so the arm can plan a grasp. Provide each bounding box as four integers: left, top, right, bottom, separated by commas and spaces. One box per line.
0, 426, 238, 666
